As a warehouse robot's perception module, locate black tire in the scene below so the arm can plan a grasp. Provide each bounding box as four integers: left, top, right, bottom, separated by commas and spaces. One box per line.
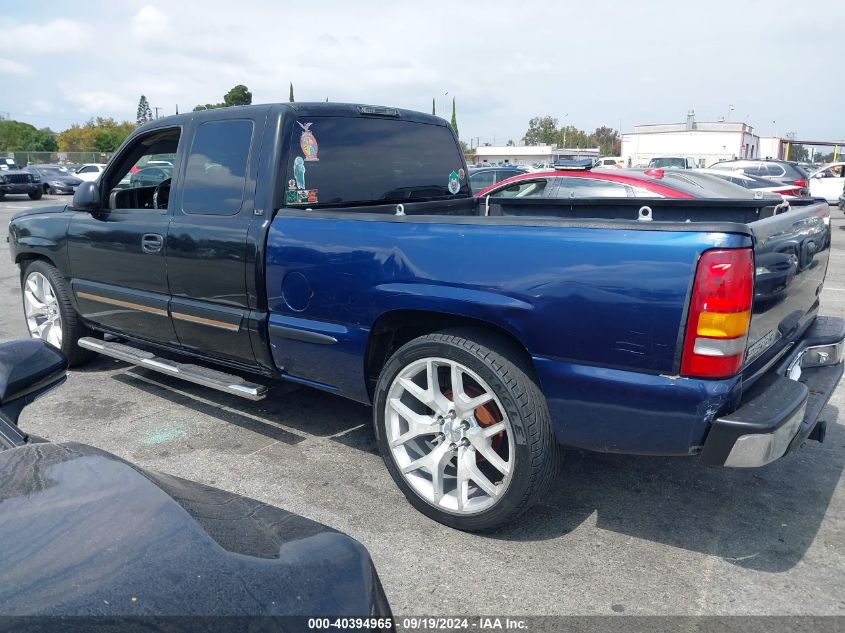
21, 260, 95, 366
374, 328, 559, 531
28, 190, 42, 200
43, 184, 49, 194
0, 192, 5, 201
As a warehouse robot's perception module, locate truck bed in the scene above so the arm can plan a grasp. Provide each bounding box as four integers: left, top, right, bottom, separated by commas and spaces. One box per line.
264, 195, 830, 455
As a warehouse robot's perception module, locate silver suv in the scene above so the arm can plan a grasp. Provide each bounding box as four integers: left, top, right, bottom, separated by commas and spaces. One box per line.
708, 159, 809, 186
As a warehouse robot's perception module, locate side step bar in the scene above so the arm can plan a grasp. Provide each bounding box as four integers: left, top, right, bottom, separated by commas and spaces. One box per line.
78, 337, 268, 401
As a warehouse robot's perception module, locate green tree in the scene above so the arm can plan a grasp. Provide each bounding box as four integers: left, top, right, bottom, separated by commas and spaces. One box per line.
450, 97, 459, 139
192, 103, 222, 111
522, 116, 559, 145
289, 83, 295, 103
589, 126, 619, 155
786, 143, 808, 162
136, 95, 152, 125
0, 120, 58, 151
224, 84, 252, 107
57, 118, 134, 152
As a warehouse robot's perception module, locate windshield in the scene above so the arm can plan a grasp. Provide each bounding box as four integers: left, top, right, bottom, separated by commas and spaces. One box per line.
39, 167, 72, 177
648, 158, 687, 168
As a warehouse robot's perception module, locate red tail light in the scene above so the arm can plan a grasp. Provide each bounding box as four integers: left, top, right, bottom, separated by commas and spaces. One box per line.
680, 248, 754, 379
793, 179, 807, 188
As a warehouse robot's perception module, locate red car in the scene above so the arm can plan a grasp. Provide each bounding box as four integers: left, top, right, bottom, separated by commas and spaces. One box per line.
474, 164, 782, 200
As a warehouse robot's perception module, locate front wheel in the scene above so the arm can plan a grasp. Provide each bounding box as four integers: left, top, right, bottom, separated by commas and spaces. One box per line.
22, 260, 95, 366
374, 329, 559, 531
28, 190, 42, 200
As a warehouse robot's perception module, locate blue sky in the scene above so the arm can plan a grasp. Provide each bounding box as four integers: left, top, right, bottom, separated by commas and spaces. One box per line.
1, 1, 843, 144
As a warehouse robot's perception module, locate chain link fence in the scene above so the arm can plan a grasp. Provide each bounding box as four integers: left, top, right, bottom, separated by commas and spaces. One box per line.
2, 151, 114, 168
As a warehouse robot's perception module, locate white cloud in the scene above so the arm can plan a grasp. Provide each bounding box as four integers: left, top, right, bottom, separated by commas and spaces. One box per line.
63, 89, 133, 115
0, 58, 30, 76
132, 5, 172, 40
0, 18, 92, 53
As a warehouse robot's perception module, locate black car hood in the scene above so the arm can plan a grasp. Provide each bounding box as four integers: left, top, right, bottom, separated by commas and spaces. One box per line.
0, 442, 390, 617
46, 175, 82, 185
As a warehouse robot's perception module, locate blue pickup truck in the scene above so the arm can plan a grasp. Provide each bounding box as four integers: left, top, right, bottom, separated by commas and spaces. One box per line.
8, 103, 843, 530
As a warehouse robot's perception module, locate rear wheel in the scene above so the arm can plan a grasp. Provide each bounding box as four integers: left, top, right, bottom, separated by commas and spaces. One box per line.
22, 260, 95, 366
374, 329, 559, 531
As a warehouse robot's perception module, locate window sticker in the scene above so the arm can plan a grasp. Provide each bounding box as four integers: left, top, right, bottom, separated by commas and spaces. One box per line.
448, 170, 460, 194
293, 156, 306, 190
298, 122, 320, 161
285, 188, 318, 205
458, 168, 465, 181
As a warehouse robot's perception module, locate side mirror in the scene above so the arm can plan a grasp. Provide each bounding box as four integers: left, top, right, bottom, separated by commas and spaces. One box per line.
72, 181, 101, 211
0, 340, 67, 448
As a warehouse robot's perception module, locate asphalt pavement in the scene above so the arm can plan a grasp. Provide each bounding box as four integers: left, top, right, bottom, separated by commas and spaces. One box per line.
1, 194, 844, 616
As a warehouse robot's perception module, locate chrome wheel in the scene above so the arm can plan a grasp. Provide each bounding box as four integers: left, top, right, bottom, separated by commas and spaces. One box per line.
385, 357, 514, 515
24, 271, 62, 348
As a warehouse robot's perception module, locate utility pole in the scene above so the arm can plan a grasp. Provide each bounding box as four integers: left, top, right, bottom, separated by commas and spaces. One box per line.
153, 107, 161, 119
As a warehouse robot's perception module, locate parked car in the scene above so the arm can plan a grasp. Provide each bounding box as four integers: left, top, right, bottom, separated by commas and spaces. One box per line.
25, 164, 83, 195
474, 164, 783, 201
691, 168, 807, 198
647, 156, 696, 169
129, 165, 172, 187
0, 168, 42, 200
9, 102, 842, 531
594, 156, 625, 169
708, 159, 809, 188
0, 338, 394, 621
807, 162, 845, 204
468, 166, 527, 192
75, 163, 108, 182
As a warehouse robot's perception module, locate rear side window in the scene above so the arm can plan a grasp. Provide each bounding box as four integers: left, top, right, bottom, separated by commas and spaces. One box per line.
182, 119, 253, 215
284, 117, 467, 206
764, 163, 785, 178
554, 177, 629, 198
493, 179, 547, 198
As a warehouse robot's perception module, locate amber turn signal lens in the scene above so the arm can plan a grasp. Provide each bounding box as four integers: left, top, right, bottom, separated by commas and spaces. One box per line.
696, 310, 751, 338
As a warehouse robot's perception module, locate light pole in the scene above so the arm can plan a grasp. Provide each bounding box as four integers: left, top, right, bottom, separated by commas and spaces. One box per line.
561, 113, 569, 149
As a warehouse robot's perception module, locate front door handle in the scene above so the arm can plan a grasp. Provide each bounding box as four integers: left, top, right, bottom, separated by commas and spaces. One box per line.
141, 233, 164, 254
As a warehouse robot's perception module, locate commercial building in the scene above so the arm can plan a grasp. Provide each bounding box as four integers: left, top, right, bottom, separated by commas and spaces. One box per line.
472, 144, 599, 167
621, 113, 760, 167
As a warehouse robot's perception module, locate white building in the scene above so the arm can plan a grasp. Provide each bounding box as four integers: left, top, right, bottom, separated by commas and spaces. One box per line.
758, 137, 785, 160
472, 145, 599, 167
621, 114, 760, 168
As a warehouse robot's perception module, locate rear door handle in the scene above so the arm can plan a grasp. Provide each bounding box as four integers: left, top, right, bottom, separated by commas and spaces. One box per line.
141, 233, 164, 254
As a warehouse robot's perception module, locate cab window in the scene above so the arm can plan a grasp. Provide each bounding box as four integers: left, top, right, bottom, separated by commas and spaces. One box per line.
284, 116, 467, 207
103, 127, 180, 210
182, 119, 254, 215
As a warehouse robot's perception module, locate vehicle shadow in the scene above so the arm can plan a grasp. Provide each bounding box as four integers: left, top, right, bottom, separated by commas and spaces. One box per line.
490, 405, 843, 573
106, 362, 376, 452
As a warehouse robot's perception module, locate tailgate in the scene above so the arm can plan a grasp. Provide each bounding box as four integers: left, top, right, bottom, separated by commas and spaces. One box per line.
744, 199, 831, 375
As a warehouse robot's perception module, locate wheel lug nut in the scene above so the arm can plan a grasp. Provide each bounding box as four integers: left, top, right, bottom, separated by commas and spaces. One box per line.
460, 438, 470, 447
